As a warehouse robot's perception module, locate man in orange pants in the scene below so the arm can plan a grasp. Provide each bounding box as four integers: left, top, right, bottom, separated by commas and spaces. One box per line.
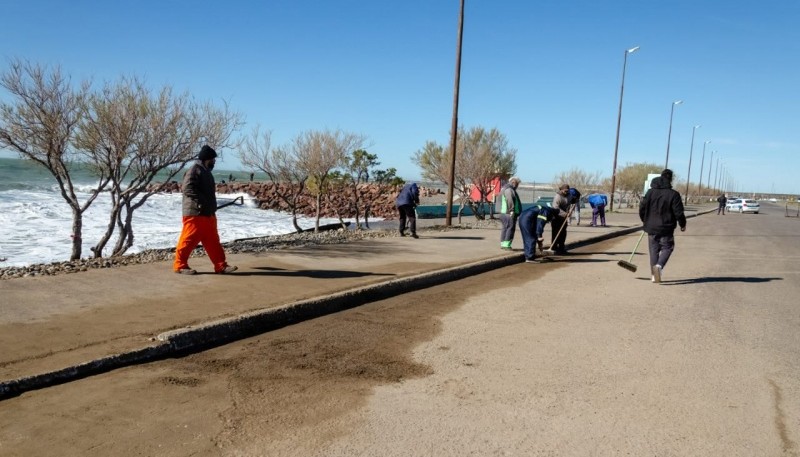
173, 145, 238, 275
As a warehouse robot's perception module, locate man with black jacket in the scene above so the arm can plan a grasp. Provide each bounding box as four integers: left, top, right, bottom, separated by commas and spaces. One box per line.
639, 169, 686, 283
717, 193, 727, 215
174, 145, 238, 275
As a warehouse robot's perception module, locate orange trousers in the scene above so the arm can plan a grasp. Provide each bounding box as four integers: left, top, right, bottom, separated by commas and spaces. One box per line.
173, 215, 227, 273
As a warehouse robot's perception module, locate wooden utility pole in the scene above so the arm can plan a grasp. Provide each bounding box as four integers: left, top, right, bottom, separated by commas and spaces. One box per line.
445, 0, 465, 226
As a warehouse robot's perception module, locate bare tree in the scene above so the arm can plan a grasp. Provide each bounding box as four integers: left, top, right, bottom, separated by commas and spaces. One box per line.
73, 76, 243, 257
413, 126, 516, 222
369, 167, 404, 225
413, 140, 450, 183
321, 177, 360, 229
321, 152, 402, 230
553, 167, 603, 193
295, 129, 367, 232
238, 126, 309, 233
414, 137, 469, 220
614, 162, 662, 208
0, 59, 106, 261
333, 149, 399, 229
460, 127, 516, 221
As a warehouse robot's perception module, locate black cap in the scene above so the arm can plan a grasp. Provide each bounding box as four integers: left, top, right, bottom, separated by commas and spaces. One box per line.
661, 169, 674, 181
198, 145, 217, 161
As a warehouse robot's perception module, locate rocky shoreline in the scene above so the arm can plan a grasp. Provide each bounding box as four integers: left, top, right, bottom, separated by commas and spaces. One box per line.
156, 181, 447, 219
0, 224, 478, 280
1, 182, 483, 281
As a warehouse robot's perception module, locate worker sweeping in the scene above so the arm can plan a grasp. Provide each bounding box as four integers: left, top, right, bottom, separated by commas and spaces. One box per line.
518, 203, 559, 263
173, 145, 238, 275
639, 169, 686, 283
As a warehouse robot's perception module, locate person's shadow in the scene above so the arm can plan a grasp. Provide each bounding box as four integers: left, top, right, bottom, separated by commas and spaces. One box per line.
654, 276, 782, 285
233, 266, 395, 279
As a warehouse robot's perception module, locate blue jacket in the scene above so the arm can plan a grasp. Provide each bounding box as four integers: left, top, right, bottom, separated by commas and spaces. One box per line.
396, 183, 420, 207
567, 188, 581, 205
519, 204, 558, 238
587, 194, 608, 208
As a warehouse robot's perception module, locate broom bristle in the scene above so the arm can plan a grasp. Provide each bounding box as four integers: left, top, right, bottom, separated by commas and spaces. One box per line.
617, 260, 637, 272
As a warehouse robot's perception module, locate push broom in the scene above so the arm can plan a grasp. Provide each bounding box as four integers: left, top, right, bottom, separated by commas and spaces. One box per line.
617, 231, 645, 272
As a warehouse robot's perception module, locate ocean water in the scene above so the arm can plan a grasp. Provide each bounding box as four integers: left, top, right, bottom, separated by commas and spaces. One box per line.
0, 157, 341, 268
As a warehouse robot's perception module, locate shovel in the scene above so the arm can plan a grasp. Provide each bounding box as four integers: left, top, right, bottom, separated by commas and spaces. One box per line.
216, 196, 244, 210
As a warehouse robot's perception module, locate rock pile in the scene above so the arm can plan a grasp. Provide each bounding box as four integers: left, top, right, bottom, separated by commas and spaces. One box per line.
155, 181, 444, 219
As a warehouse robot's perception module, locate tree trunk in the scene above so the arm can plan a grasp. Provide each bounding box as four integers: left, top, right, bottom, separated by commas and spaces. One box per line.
70, 209, 83, 261
93, 202, 121, 258
314, 194, 322, 232
457, 202, 466, 225
361, 204, 370, 229
291, 208, 303, 233
112, 206, 136, 257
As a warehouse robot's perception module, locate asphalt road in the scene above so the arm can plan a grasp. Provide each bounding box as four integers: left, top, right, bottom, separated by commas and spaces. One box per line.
1, 203, 798, 456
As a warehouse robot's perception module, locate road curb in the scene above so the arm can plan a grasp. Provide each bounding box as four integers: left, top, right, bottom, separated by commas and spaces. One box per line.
1, 254, 522, 400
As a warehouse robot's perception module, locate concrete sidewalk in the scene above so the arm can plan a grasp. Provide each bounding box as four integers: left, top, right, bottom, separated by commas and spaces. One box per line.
0, 206, 712, 398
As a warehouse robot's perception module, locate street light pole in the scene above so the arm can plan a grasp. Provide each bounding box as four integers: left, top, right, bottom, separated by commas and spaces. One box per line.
713, 155, 721, 192
721, 168, 727, 194
684, 125, 700, 204
664, 100, 683, 169
698, 140, 710, 197
609, 45, 639, 212
707, 150, 715, 193
445, 0, 465, 227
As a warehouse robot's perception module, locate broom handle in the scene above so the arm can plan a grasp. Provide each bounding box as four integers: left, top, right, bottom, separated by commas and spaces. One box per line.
627, 231, 646, 262
548, 203, 575, 250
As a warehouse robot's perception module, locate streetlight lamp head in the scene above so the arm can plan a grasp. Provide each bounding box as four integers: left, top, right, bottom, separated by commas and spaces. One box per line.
627, 46, 640, 54
694, 124, 701, 129
674, 100, 683, 105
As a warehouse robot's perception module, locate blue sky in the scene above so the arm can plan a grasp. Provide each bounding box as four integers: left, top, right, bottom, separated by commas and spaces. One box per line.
2, 1, 798, 194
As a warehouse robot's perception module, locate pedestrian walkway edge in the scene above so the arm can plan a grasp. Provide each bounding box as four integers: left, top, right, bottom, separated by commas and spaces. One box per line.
0, 253, 521, 401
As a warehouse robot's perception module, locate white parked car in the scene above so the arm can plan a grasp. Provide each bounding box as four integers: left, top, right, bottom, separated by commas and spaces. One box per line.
725, 199, 741, 211
728, 198, 760, 214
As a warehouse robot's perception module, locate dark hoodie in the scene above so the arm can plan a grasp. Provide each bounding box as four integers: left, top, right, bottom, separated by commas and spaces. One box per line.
181, 161, 217, 217
639, 176, 686, 236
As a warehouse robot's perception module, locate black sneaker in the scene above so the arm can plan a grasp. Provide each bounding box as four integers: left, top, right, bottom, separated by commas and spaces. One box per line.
411, 233, 419, 239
